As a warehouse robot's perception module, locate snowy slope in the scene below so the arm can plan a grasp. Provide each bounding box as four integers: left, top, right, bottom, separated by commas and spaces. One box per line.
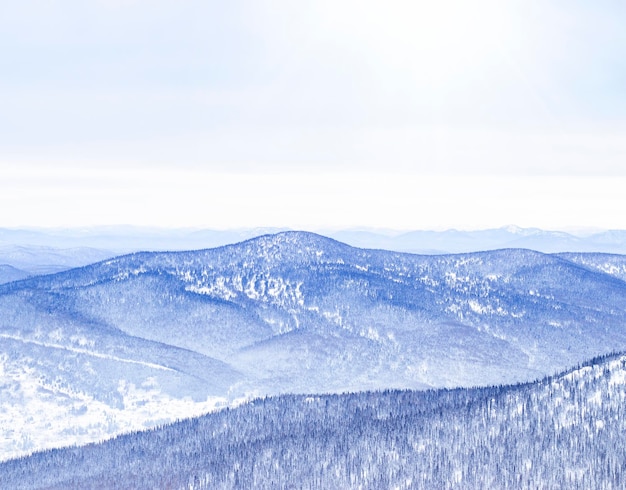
2, 231, 626, 460
0, 285, 246, 458
3, 352, 626, 489
556, 252, 626, 282
0, 265, 29, 285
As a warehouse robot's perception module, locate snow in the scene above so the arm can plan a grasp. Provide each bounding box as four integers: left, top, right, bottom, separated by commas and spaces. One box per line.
186, 280, 237, 300
0, 355, 233, 461
0, 334, 176, 372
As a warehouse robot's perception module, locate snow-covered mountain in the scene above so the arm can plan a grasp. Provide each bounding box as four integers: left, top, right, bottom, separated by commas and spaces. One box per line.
3, 352, 626, 489
0, 227, 287, 256
0, 245, 115, 275
4, 226, 626, 258
0, 265, 29, 285
331, 226, 626, 254
2, 231, 626, 460
2, 226, 626, 287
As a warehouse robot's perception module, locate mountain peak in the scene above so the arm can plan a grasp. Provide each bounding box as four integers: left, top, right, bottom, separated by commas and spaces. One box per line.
229, 230, 350, 260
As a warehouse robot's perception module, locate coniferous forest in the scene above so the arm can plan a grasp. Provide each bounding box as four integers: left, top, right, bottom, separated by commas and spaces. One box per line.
2, 352, 625, 489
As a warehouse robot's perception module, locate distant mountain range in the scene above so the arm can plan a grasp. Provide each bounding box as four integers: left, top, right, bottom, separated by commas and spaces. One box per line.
3, 351, 625, 489
0, 245, 115, 276
3, 226, 626, 284
2, 231, 626, 460
330, 226, 626, 254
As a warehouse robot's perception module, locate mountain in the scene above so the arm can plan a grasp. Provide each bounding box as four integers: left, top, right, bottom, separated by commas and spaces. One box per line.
2, 231, 626, 460
329, 226, 626, 254
0, 245, 116, 275
3, 352, 625, 489
0, 227, 288, 255
0, 265, 29, 285
5, 225, 626, 257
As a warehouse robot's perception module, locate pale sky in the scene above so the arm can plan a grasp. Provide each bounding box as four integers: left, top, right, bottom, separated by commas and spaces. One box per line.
1, 1, 625, 230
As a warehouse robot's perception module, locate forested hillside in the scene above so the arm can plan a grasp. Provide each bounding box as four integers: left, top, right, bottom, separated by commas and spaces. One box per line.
2, 352, 625, 489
